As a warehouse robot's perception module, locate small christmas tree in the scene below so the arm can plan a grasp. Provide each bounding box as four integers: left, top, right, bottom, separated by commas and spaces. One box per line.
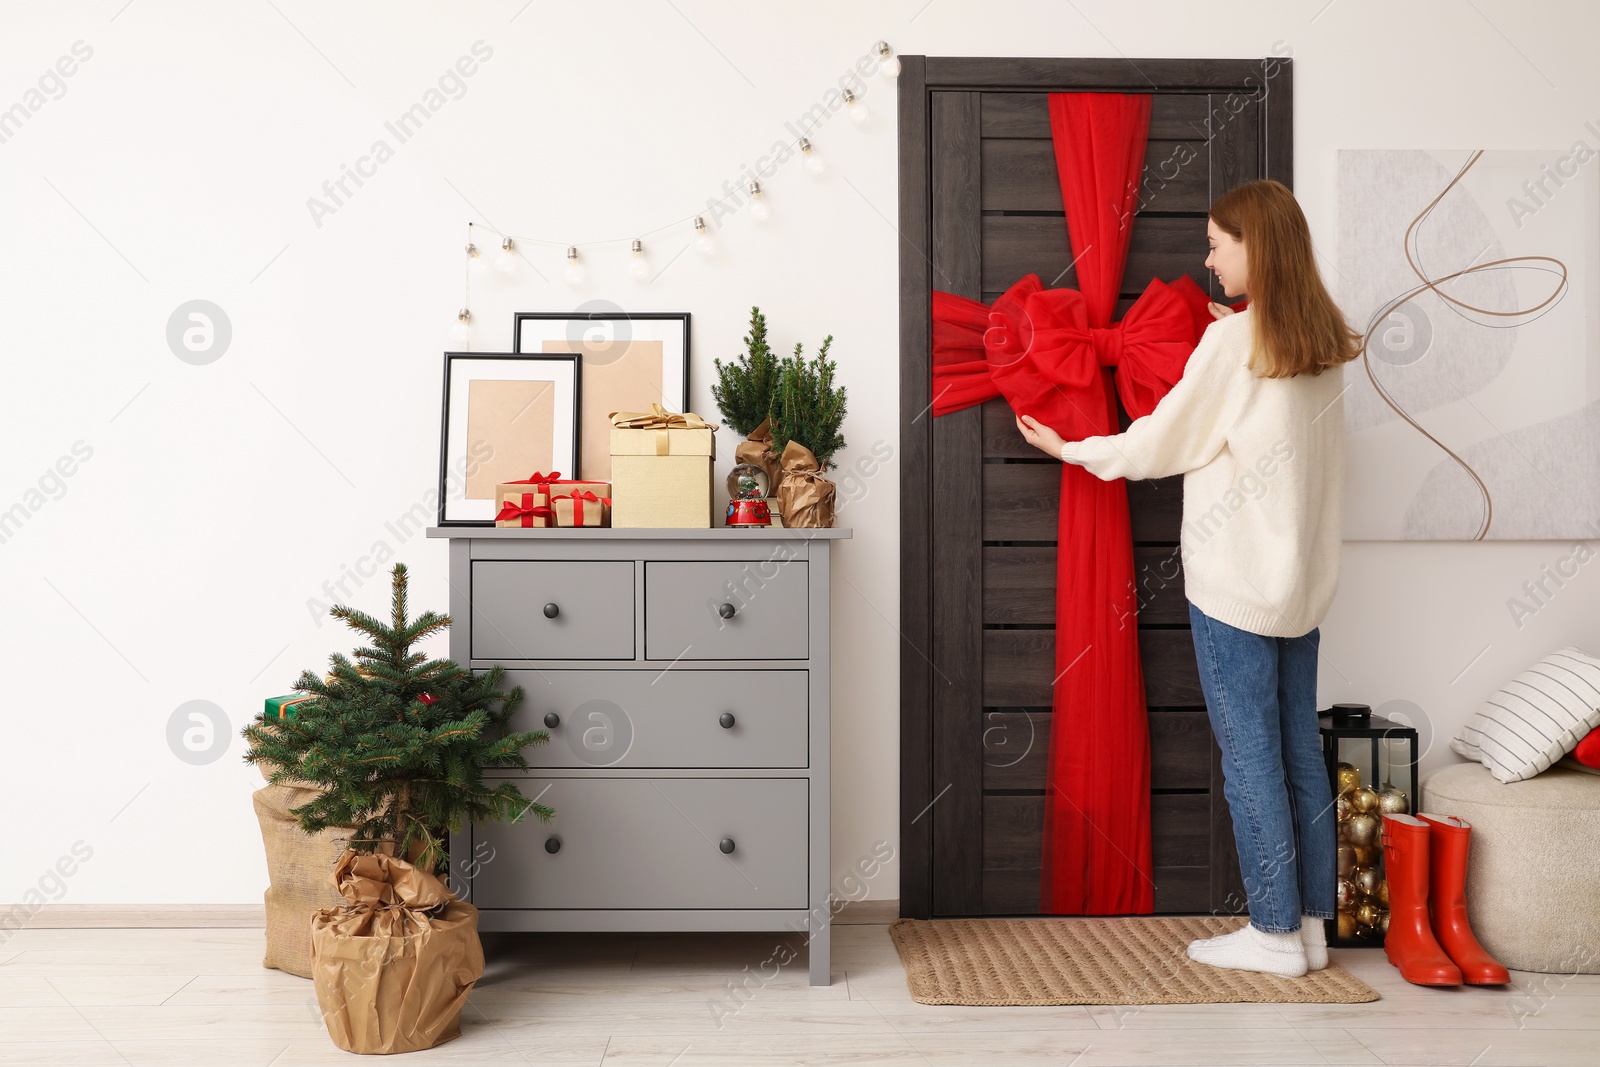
242, 563, 553, 873
770, 335, 847, 470
711, 306, 782, 436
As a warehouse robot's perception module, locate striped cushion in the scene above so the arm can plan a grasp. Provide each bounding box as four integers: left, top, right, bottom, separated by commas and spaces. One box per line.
1451, 647, 1600, 783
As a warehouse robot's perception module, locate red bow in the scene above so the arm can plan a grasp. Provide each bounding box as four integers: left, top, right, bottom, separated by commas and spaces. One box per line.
495, 499, 555, 527
933, 272, 1240, 436
505, 471, 561, 486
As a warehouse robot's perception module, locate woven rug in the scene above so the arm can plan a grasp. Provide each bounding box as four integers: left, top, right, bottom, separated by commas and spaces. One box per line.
888, 916, 1380, 1005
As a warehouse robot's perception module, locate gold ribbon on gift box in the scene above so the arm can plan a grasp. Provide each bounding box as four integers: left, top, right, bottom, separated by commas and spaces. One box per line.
609, 404, 719, 456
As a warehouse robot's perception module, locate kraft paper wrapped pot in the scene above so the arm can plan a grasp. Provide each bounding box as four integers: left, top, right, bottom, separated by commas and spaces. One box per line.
310, 851, 484, 1055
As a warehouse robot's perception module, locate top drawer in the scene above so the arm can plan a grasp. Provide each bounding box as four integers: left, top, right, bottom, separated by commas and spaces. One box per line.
472, 560, 634, 660
644, 560, 808, 660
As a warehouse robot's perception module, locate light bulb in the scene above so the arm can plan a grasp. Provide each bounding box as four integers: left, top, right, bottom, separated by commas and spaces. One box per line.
693, 216, 715, 254
449, 308, 471, 346
747, 180, 770, 223
799, 137, 825, 176
564, 245, 585, 286
845, 89, 868, 124
628, 238, 649, 281
875, 41, 900, 79
494, 236, 517, 274
465, 241, 487, 273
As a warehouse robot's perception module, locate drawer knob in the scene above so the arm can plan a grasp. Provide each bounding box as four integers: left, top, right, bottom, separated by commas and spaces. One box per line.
544, 836, 561, 854
543, 602, 561, 619
543, 711, 561, 729
717, 602, 737, 619
719, 712, 736, 729
718, 837, 736, 854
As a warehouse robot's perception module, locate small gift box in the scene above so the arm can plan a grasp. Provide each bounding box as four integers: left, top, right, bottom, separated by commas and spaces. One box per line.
609, 405, 718, 529
264, 693, 315, 721
549, 485, 612, 528
494, 471, 563, 528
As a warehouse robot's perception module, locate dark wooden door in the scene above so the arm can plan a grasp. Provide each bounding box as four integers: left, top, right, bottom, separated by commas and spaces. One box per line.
898, 57, 1292, 919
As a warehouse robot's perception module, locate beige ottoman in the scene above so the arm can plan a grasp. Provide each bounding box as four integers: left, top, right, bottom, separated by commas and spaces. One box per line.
1420, 761, 1600, 974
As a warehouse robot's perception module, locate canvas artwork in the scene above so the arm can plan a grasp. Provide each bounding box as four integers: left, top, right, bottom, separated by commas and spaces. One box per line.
1336, 148, 1600, 540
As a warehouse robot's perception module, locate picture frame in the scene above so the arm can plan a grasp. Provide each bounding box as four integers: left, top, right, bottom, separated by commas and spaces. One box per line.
436, 351, 581, 526
512, 310, 690, 482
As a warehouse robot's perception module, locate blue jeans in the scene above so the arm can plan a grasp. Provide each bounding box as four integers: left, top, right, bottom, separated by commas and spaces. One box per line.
1187, 600, 1336, 933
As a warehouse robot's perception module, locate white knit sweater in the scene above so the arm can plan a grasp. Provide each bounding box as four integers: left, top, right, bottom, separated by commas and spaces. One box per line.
1058, 309, 1345, 638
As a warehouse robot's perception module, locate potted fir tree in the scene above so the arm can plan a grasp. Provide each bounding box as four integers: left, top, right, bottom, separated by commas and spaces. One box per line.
712, 306, 784, 518
769, 335, 847, 528
242, 562, 553, 1054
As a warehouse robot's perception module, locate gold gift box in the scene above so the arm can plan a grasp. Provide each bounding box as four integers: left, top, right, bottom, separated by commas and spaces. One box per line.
608, 406, 717, 529
548, 483, 612, 528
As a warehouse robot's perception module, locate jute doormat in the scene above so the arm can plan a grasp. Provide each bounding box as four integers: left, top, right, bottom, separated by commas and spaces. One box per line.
888, 916, 1380, 1005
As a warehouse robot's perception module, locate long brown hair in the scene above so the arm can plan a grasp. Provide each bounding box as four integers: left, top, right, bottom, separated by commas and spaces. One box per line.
1208, 179, 1360, 378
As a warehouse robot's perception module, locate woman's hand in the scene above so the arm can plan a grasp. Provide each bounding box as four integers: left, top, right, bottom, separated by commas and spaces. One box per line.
1015, 414, 1067, 459
1207, 300, 1235, 320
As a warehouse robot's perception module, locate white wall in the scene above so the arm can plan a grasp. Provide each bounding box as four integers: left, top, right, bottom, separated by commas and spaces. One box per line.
2, 1, 1596, 908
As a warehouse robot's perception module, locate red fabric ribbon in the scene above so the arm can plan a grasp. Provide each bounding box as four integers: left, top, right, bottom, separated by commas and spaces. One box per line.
928, 92, 1245, 916
495, 497, 555, 527
505, 471, 561, 486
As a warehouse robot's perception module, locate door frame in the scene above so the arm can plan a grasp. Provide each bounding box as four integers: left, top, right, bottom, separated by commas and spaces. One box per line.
897, 56, 1294, 919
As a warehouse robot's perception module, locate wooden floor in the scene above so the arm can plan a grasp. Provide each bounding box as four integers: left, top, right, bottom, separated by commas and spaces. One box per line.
1, 924, 1597, 1065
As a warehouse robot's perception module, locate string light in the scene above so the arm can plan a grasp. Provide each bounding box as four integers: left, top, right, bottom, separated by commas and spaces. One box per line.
450, 308, 471, 346
799, 137, 825, 176
875, 41, 900, 79
747, 180, 770, 222
844, 89, 868, 124
494, 236, 517, 274
449, 39, 892, 281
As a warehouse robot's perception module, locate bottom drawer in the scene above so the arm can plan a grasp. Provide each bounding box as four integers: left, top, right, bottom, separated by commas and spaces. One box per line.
469, 777, 809, 910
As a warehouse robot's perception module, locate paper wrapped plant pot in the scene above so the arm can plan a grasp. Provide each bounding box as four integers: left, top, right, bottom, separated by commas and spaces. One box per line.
310, 850, 484, 1055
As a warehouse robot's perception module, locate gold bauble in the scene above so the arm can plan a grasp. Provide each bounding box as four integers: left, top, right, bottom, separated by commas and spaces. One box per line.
1336, 910, 1358, 939
1346, 813, 1379, 846
1354, 844, 1378, 868
1354, 865, 1381, 897
1378, 786, 1409, 816
1336, 762, 1361, 795
1337, 844, 1356, 878
1337, 877, 1357, 908
1351, 786, 1380, 814
1356, 902, 1379, 927
1377, 879, 1390, 907
1378, 908, 1390, 935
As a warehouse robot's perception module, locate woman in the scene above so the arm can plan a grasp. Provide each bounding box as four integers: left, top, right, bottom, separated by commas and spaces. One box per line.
1015, 179, 1360, 979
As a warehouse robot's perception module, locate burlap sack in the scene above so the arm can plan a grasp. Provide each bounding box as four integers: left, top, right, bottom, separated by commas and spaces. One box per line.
775, 440, 837, 528
311, 851, 483, 1055
253, 782, 352, 979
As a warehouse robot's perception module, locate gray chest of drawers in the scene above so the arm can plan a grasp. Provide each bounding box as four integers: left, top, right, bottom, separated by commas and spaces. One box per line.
425, 525, 849, 986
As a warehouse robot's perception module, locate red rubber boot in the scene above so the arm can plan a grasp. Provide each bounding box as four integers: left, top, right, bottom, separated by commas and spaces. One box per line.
1417, 814, 1510, 985
1380, 814, 1462, 986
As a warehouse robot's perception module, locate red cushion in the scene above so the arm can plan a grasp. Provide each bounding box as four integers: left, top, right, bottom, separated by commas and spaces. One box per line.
1575, 726, 1600, 769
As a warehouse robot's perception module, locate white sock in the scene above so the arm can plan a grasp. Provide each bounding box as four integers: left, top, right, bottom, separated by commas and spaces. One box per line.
1300, 915, 1328, 971
1187, 922, 1308, 978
